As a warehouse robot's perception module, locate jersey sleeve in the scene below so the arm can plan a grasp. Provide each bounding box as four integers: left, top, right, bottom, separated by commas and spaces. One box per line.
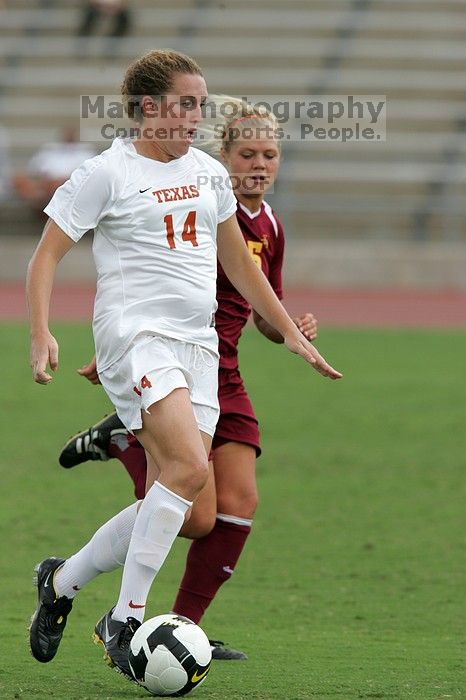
214, 161, 237, 223
268, 217, 285, 300
44, 155, 116, 242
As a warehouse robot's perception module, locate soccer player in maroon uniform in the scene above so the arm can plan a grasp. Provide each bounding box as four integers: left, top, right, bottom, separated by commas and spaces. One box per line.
59, 99, 319, 659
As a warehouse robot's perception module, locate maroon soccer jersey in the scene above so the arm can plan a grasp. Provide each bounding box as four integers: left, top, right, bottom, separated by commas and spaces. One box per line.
216, 200, 285, 370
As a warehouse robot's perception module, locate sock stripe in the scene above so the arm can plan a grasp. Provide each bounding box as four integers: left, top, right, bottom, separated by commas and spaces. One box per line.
216, 513, 253, 527
157, 481, 193, 507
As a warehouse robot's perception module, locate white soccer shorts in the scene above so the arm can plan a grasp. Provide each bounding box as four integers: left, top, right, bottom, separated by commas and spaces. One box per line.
99, 332, 219, 435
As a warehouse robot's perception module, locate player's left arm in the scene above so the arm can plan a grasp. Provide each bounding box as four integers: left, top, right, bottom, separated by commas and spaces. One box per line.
251, 215, 318, 343
77, 354, 101, 385
217, 215, 342, 379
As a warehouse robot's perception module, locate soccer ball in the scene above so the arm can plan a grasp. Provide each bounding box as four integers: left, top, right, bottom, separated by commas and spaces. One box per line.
129, 614, 212, 696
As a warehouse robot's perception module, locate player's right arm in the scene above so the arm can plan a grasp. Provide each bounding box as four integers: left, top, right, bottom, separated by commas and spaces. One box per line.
26, 218, 75, 384
27, 153, 115, 384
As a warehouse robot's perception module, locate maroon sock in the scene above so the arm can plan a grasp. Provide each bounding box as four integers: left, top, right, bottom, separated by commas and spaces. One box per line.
172, 518, 251, 624
107, 434, 147, 500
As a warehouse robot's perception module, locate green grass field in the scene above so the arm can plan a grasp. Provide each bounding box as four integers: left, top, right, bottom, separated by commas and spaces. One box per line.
1, 323, 464, 700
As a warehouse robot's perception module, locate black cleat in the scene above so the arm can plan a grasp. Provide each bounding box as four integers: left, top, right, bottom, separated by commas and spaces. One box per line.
29, 557, 73, 663
209, 639, 248, 660
93, 609, 141, 681
59, 413, 126, 469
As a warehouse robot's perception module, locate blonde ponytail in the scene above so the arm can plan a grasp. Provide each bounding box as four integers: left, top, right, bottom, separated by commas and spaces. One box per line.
198, 95, 280, 155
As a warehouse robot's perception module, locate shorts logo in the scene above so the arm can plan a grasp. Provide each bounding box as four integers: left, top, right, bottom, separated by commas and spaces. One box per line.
133, 374, 152, 397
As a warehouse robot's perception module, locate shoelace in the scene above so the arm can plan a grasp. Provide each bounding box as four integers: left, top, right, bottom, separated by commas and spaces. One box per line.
191, 343, 216, 374
118, 618, 141, 650
44, 598, 72, 618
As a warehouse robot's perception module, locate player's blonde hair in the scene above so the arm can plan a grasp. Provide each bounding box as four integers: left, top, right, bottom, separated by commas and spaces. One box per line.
200, 95, 281, 155
121, 49, 203, 123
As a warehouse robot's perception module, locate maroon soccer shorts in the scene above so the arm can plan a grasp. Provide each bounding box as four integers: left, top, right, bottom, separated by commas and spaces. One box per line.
211, 368, 261, 456
122, 367, 261, 500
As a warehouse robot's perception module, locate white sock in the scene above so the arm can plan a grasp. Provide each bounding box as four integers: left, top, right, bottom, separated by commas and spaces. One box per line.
112, 481, 192, 623
55, 502, 139, 598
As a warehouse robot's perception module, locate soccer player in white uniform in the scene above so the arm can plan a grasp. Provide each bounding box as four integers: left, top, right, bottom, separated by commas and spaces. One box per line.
26, 49, 342, 679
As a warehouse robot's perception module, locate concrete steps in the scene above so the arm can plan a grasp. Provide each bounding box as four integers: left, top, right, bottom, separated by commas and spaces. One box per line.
0, 0, 464, 243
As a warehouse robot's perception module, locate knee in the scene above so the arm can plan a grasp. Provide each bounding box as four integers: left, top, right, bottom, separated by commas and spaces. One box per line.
241, 490, 259, 518
218, 488, 259, 520
180, 509, 216, 539
185, 454, 209, 494
169, 453, 209, 500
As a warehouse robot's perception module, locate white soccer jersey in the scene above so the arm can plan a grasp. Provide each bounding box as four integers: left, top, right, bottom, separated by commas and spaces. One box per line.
45, 138, 237, 371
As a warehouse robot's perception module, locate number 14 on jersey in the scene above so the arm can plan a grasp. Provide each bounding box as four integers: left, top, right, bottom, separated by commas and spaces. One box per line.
164, 211, 198, 249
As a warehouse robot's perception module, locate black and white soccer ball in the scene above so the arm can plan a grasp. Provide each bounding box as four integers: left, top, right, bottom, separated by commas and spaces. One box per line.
129, 614, 212, 697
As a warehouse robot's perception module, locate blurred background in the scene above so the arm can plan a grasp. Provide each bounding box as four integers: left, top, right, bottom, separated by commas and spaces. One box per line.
0, 0, 465, 296
2, 6, 465, 698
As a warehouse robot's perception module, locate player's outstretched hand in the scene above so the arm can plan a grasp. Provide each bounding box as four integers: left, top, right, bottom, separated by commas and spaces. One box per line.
77, 355, 101, 385
30, 331, 59, 384
294, 312, 318, 341
284, 328, 342, 380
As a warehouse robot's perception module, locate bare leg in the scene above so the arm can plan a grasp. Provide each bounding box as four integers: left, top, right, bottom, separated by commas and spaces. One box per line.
112, 388, 210, 623
172, 442, 256, 625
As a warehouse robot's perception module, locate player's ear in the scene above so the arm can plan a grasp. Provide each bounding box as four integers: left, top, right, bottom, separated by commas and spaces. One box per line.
140, 95, 157, 119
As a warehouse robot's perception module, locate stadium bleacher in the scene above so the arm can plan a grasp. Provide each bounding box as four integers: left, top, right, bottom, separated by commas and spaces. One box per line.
0, 0, 465, 252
